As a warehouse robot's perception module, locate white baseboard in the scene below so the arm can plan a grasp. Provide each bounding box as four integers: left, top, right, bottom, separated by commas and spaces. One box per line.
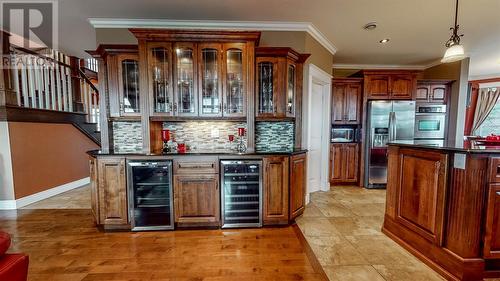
0, 177, 89, 210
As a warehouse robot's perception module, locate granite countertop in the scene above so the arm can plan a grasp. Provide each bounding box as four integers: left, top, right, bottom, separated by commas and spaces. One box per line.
388, 140, 500, 154
87, 149, 307, 157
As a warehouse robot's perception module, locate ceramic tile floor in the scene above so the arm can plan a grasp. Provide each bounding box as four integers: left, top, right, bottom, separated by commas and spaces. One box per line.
296, 186, 447, 281
22, 185, 90, 209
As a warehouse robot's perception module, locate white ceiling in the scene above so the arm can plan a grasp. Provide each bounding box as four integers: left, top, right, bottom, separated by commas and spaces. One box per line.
55, 0, 500, 79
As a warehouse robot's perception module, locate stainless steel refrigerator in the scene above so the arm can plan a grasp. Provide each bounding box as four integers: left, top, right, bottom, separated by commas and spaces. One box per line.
365, 101, 416, 188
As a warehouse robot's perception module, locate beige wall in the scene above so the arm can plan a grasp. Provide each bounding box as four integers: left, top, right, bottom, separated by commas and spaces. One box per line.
304, 34, 333, 75
423, 59, 470, 143
8, 122, 99, 199
95, 29, 334, 75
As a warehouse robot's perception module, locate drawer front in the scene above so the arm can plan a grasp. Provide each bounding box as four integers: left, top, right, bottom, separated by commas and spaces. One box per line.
489, 158, 500, 183
173, 157, 218, 174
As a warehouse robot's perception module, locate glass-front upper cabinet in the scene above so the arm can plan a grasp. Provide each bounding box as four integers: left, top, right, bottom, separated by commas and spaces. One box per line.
198, 44, 222, 117
223, 43, 247, 117
286, 63, 296, 117
148, 42, 173, 116
256, 57, 279, 117
117, 54, 140, 116
174, 43, 197, 116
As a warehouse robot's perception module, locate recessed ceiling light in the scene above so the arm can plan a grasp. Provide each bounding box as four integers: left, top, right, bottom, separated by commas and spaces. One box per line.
379, 38, 390, 44
363, 22, 378, 30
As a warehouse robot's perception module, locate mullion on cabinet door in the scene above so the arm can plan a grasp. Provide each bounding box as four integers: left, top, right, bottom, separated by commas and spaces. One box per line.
148, 42, 174, 116
286, 62, 296, 118
198, 43, 223, 117
223, 43, 247, 117
117, 54, 140, 116
174, 42, 198, 117
256, 57, 278, 117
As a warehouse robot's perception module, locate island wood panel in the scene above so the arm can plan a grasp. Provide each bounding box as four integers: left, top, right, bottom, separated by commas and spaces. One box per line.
97, 157, 128, 226
484, 183, 500, 258
174, 174, 220, 226
289, 153, 307, 220
445, 156, 488, 258
263, 156, 289, 225
383, 146, 494, 281
89, 156, 99, 225
396, 148, 447, 245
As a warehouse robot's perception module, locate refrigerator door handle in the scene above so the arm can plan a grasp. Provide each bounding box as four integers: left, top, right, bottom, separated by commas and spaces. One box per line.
388, 112, 395, 141
392, 111, 397, 140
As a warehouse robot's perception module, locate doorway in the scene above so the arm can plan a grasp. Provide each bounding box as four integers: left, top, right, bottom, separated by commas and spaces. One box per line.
303, 64, 332, 203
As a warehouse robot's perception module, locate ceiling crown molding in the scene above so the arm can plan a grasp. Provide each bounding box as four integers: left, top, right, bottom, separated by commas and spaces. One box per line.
87, 18, 337, 55
332, 63, 427, 70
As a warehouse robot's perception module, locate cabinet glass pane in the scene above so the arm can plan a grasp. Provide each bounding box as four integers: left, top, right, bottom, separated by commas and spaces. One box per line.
121, 59, 140, 113
258, 62, 274, 114
287, 64, 296, 115
176, 48, 195, 114
225, 49, 244, 114
201, 48, 220, 114
151, 47, 172, 113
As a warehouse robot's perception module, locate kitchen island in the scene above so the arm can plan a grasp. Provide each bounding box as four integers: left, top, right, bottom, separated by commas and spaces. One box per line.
383, 141, 500, 281
88, 150, 307, 231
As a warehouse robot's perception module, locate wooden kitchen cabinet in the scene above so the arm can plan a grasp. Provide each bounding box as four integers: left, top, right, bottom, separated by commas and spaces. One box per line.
97, 157, 128, 227
416, 80, 452, 103
364, 71, 417, 100
255, 47, 309, 119
90, 45, 140, 118
330, 143, 359, 184
174, 174, 220, 227
289, 153, 307, 220
331, 78, 362, 124
484, 184, 500, 258
263, 156, 289, 225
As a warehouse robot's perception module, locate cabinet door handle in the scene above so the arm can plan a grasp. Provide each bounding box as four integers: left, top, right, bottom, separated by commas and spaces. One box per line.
219, 103, 222, 113
119, 102, 124, 112
223, 103, 227, 113
274, 105, 277, 114
173, 102, 178, 112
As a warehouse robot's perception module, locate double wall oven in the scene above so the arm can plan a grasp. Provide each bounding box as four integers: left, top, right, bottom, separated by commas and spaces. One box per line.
414, 104, 447, 146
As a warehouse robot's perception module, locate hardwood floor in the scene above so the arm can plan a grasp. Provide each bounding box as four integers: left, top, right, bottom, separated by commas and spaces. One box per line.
0, 209, 327, 281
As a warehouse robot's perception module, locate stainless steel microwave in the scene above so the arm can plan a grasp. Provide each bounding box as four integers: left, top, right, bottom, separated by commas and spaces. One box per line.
331, 127, 358, 143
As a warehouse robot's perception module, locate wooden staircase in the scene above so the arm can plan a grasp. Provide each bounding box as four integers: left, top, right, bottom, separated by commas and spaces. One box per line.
0, 32, 101, 146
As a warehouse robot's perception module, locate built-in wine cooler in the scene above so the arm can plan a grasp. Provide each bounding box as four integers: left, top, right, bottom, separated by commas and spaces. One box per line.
127, 160, 173, 231
220, 160, 263, 228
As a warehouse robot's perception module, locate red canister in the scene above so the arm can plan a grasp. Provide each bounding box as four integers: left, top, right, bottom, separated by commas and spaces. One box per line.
161, 129, 170, 142
238, 127, 245, 137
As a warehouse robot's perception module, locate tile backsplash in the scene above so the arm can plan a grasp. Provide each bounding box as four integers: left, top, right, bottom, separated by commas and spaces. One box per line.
112, 121, 143, 153
255, 121, 295, 152
162, 121, 247, 153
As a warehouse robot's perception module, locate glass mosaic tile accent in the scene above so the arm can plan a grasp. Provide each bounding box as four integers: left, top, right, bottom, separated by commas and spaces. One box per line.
112, 121, 143, 153
255, 121, 294, 152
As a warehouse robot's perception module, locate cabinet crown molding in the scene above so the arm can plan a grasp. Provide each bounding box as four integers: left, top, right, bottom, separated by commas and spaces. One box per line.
129, 29, 261, 44
255, 47, 310, 63
86, 44, 138, 59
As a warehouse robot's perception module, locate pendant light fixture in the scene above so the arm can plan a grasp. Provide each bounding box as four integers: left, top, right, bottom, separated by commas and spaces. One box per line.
441, 0, 466, 63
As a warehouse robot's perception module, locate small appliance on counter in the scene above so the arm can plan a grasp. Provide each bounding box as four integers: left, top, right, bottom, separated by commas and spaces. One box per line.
220, 160, 262, 228
331, 126, 360, 143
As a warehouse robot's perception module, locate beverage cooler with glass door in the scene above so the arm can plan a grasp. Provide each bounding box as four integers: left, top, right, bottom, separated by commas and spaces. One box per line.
127, 160, 174, 231
220, 160, 263, 228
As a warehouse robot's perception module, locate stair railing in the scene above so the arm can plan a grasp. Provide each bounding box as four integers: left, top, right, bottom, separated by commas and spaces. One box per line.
8, 46, 100, 129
